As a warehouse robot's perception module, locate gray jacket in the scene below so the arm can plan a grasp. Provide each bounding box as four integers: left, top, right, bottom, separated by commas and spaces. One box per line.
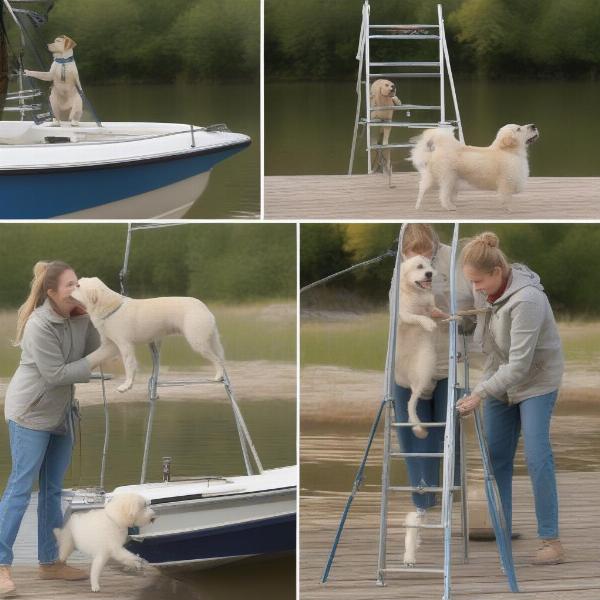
472, 264, 563, 404
4, 299, 100, 434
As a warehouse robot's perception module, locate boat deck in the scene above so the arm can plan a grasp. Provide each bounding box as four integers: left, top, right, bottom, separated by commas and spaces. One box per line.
264, 173, 600, 219
300, 471, 600, 599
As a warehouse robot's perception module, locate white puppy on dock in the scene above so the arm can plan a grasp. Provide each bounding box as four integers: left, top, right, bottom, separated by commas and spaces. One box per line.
54, 493, 155, 592
394, 255, 439, 439
410, 124, 539, 211
25, 35, 83, 126
72, 277, 226, 392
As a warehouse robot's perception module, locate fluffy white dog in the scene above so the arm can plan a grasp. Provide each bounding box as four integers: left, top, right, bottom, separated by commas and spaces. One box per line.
72, 277, 226, 392
54, 493, 155, 592
25, 35, 83, 126
395, 255, 438, 439
410, 124, 540, 211
403, 510, 424, 567
370, 79, 401, 174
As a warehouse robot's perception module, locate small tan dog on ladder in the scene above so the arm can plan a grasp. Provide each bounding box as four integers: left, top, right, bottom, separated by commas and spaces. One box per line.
370, 78, 401, 177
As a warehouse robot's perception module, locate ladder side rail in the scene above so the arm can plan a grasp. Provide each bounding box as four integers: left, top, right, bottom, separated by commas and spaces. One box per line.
437, 5, 446, 124
376, 224, 405, 585
440, 8, 464, 142
349, 9, 366, 175
140, 341, 160, 484
459, 333, 470, 561
442, 223, 460, 599
364, 1, 373, 173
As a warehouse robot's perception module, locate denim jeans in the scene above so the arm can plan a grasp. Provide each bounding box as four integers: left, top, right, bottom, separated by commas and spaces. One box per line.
0, 420, 73, 565
392, 379, 461, 510
484, 390, 559, 539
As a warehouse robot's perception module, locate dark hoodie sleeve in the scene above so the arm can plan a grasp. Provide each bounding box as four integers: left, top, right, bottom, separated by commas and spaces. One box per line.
474, 298, 543, 400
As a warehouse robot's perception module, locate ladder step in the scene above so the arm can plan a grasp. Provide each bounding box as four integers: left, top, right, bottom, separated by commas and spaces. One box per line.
389, 485, 462, 493
369, 72, 441, 78
369, 61, 440, 67
370, 104, 441, 111
369, 143, 414, 150
157, 379, 224, 387
369, 34, 440, 40
370, 24, 439, 30
364, 121, 445, 128
392, 422, 446, 427
382, 567, 444, 575
391, 452, 444, 458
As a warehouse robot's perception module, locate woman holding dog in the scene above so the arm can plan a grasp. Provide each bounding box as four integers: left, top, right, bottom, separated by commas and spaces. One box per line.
0, 261, 100, 595
457, 233, 564, 565
393, 224, 474, 525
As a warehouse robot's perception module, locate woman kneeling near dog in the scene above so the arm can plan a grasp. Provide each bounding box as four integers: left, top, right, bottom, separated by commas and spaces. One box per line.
0, 261, 101, 596
457, 232, 565, 565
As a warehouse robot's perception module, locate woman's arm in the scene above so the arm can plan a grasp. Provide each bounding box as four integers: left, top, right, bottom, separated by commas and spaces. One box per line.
23, 318, 92, 386
473, 299, 543, 400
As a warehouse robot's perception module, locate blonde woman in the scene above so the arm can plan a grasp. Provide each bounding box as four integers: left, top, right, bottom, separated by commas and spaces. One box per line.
0, 261, 101, 596
457, 233, 565, 565
393, 225, 474, 520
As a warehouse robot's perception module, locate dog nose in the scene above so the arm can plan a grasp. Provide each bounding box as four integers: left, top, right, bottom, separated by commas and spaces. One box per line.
425, 271, 432, 278
530, 124, 537, 129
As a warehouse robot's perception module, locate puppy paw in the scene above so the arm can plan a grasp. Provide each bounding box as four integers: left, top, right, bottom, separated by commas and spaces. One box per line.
91, 584, 100, 592
117, 381, 133, 393
421, 318, 437, 332
412, 425, 428, 439
403, 555, 416, 568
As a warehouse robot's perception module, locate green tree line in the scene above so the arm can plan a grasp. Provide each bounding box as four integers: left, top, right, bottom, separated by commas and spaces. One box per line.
266, 0, 600, 80
8, 0, 259, 83
301, 223, 600, 316
0, 223, 295, 307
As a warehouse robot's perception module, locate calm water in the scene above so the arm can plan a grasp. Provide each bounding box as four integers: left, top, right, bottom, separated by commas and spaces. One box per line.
16, 82, 260, 219
265, 80, 600, 176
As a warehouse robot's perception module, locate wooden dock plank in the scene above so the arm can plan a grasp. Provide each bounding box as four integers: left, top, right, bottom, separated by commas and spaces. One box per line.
265, 173, 600, 219
300, 472, 600, 599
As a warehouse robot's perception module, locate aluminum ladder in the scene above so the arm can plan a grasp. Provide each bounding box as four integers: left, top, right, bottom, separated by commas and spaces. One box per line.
348, 2, 464, 179
321, 224, 519, 600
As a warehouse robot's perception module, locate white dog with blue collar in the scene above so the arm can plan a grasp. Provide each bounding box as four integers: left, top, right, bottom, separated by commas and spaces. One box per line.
25, 35, 83, 126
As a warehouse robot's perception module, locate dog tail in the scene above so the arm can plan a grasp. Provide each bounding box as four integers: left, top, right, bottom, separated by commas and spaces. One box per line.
409, 127, 459, 172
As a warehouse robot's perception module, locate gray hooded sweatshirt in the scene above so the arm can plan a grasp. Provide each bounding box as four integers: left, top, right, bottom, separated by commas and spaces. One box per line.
472, 264, 563, 404
4, 299, 100, 434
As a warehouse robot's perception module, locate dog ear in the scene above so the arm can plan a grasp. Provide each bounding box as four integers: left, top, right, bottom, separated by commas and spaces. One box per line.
62, 35, 77, 50
89, 289, 98, 305
499, 130, 518, 149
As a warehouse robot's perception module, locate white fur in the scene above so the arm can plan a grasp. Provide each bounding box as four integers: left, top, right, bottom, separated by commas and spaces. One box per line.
395, 255, 438, 439
25, 35, 83, 126
411, 124, 539, 211
403, 511, 424, 567
370, 79, 401, 174
54, 493, 155, 592
72, 277, 226, 392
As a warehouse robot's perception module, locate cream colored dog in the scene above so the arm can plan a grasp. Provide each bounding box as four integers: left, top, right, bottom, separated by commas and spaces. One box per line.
25, 35, 83, 126
404, 511, 424, 566
410, 124, 540, 211
395, 255, 439, 439
370, 79, 401, 173
54, 493, 155, 593
72, 277, 226, 392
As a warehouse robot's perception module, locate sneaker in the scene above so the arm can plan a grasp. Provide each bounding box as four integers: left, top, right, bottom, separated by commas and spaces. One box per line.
533, 538, 565, 565
0, 566, 16, 597
39, 561, 88, 581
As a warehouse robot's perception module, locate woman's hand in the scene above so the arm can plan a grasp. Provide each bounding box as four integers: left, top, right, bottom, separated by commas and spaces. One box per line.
431, 307, 450, 320
456, 392, 482, 416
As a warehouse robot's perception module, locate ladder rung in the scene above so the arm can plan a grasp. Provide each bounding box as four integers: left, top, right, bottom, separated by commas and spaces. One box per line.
364, 121, 445, 128
392, 422, 446, 427
391, 452, 444, 458
369, 61, 440, 67
370, 24, 439, 30
3, 104, 42, 112
369, 143, 414, 150
156, 379, 224, 387
389, 486, 461, 493
382, 567, 444, 574
369, 72, 441, 78
370, 104, 441, 111
369, 34, 440, 40
404, 522, 444, 530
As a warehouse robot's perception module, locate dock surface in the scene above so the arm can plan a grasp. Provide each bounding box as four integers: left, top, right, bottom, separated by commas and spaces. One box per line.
265, 173, 600, 219
300, 471, 600, 599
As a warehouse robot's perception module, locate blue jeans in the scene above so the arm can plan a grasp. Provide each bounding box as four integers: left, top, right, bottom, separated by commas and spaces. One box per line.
484, 391, 559, 540
0, 420, 73, 565
392, 379, 461, 510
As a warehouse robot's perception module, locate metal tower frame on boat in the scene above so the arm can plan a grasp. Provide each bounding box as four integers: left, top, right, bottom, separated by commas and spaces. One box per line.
349, 2, 464, 178
311, 224, 518, 599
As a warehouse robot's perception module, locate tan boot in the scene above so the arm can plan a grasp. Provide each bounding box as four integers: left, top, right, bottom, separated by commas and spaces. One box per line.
533, 538, 565, 565
39, 560, 88, 581
0, 566, 16, 597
